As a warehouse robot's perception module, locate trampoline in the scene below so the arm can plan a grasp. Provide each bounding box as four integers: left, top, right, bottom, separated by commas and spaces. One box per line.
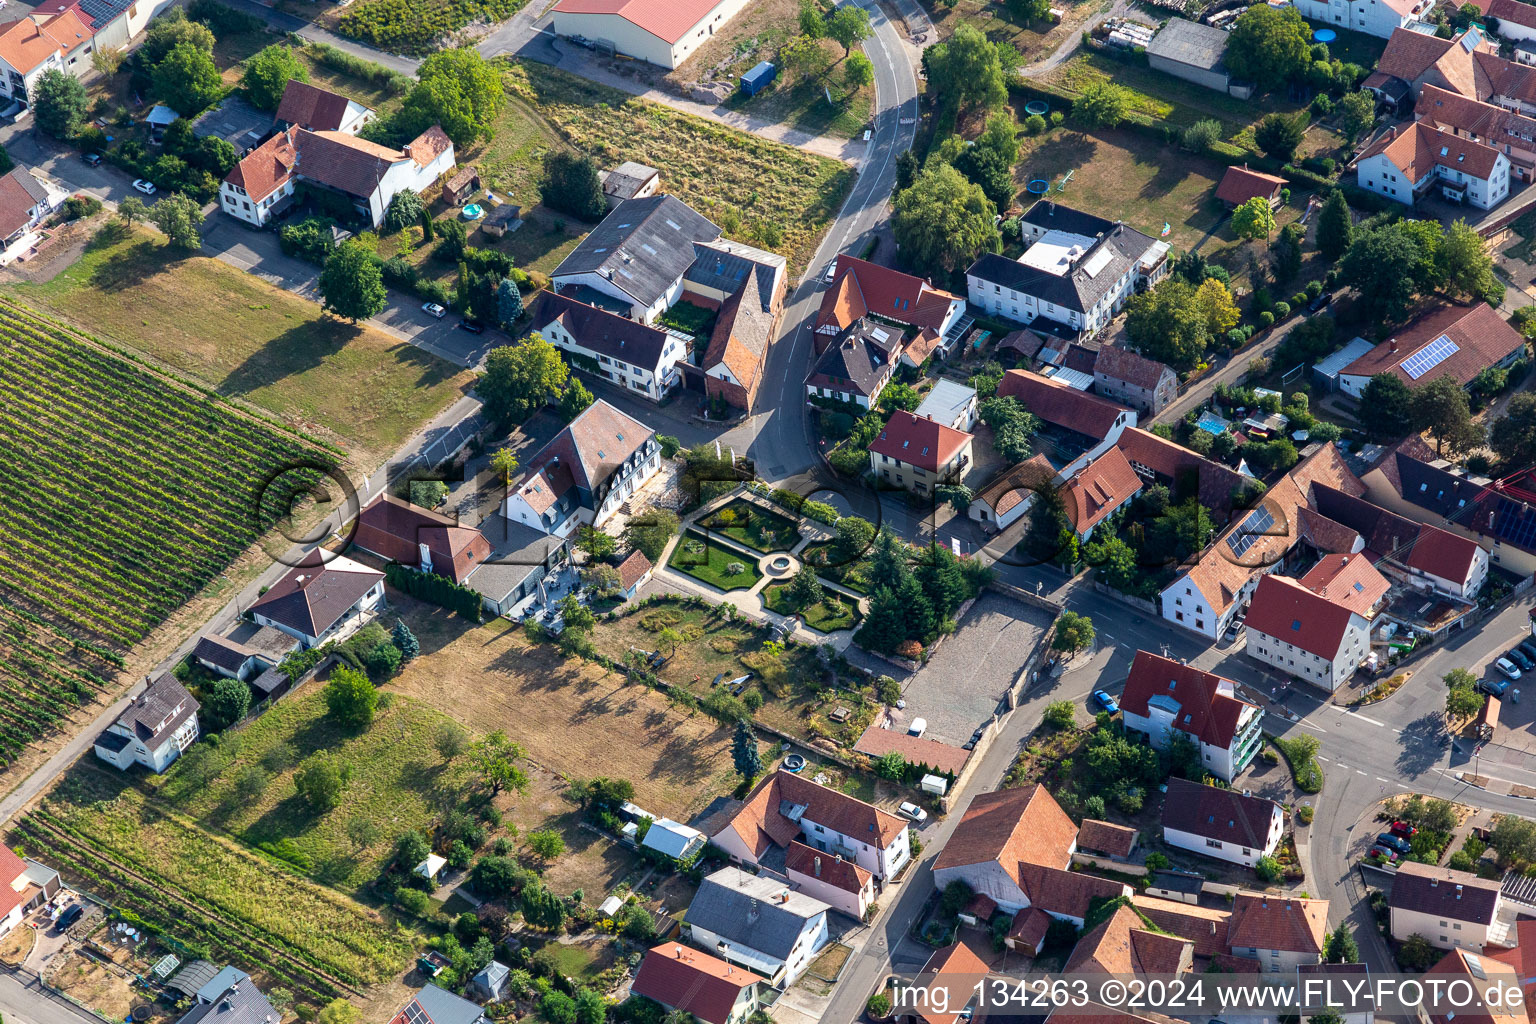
1313, 28, 1336, 41
1024, 100, 1049, 116
1027, 179, 1051, 194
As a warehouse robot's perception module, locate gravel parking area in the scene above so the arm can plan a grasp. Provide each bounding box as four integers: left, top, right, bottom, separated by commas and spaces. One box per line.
892, 593, 1054, 745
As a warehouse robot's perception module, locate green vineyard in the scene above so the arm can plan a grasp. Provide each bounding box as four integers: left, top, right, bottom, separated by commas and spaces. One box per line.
0, 302, 339, 649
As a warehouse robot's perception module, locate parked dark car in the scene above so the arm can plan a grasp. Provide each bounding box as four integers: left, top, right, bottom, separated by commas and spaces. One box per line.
1510, 646, 1535, 673
81, 152, 101, 166
1376, 833, 1412, 855
1519, 638, 1536, 665
1307, 291, 1333, 314
55, 904, 83, 932
1481, 676, 1511, 697
457, 318, 485, 334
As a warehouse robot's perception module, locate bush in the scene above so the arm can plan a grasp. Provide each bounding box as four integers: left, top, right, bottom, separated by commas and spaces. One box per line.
1044, 700, 1076, 729
1273, 301, 1291, 319
1255, 855, 1282, 882
1258, 311, 1275, 328
1024, 113, 1047, 134
62, 195, 102, 220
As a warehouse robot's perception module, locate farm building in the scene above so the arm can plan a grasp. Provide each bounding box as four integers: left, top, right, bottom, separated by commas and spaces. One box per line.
549, 0, 754, 68
1146, 19, 1249, 97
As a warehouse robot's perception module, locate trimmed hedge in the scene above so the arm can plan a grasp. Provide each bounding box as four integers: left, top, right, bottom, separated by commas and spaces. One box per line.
384, 562, 483, 620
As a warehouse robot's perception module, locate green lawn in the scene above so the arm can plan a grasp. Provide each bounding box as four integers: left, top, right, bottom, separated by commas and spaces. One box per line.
8, 229, 469, 465
762, 583, 862, 632
701, 499, 802, 553
801, 541, 872, 593
668, 530, 763, 590
504, 62, 857, 273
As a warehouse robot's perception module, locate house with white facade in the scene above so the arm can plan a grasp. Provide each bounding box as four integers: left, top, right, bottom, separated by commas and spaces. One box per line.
0, 9, 91, 109
710, 769, 910, 881
0, 847, 58, 937
1244, 574, 1371, 692
631, 943, 765, 1024
0, 165, 55, 249
1335, 304, 1526, 402
641, 818, 707, 862
913, 379, 979, 432
969, 456, 1056, 532
247, 551, 385, 649
221, 124, 454, 229
274, 79, 373, 134
1289, 0, 1430, 38
1227, 893, 1328, 973
501, 400, 660, 538
1390, 862, 1507, 951
784, 841, 875, 920
93, 673, 200, 773
526, 290, 691, 402
548, 195, 715, 323
1120, 651, 1264, 782
686, 867, 830, 987
931, 785, 1130, 923
1357, 120, 1511, 209
1060, 446, 1142, 543
1161, 777, 1283, 868
965, 202, 1169, 339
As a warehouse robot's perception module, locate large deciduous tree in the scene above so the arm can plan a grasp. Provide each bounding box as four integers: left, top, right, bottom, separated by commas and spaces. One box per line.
1124, 278, 1210, 370
401, 47, 502, 147
1412, 374, 1484, 457
150, 194, 203, 250
1340, 224, 1428, 323
922, 24, 1018, 116
1360, 373, 1415, 440
891, 164, 1000, 276
33, 69, 88, 139
319, 240, 387, 322
1224, 5, 1312, 84
152, 42, 223, 115
1072, 80, 1130, 129
242, 44, 308, 111
825, 5, 871, 54
479, 334, 571, 426
1491, 392, 1536, 468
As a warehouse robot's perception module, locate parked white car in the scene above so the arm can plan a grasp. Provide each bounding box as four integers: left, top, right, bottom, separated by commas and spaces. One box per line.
1497, 657, 1523, 681
897, 801, 927, 822
132, 179, 156, 195
421, 302, 446, 319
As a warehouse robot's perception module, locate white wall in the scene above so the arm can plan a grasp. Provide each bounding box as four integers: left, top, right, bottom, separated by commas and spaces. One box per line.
1357, 153, 1417, 207
1390, 904, 1495, 951
537, 316, 685, 401
549, 268, 676, 323
787, 866, 872, 920
1163, 812, 1281, 867
1290, 0, 1423, 37
931, 861, 1030, 915
1246, 613, 1369, 691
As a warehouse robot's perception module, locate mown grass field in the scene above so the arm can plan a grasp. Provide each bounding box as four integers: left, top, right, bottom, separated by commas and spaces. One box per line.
0, 300, 337, 648
504, 62, 857, 272
9, 229, 469, 465
668, 531, 765, 590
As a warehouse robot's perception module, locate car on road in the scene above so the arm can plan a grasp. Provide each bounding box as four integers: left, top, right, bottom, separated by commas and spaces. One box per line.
132, 179, 156, 194
1480, 676, 1511, 697
1093, 689, 1119, 715
1510, 647, 1535, 672
1497, 657, 1523, 681
1307, 292, 1333, 314
421, 302, 446, 319
1389, 820, 1418, 838
1376, 833, 1412, 855
457, 318, 485, 334
81, 152, 101, 167
1369, 845, 1400, 863
824, 260, 838, 282
897, 801, 927, 822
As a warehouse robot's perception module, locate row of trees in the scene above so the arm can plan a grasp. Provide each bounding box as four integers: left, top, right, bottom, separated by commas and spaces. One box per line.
855, 531, 993, 656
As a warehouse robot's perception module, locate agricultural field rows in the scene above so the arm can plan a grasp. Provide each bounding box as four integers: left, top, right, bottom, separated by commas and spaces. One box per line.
0, 600, 119, 768
0, 302, 335, 648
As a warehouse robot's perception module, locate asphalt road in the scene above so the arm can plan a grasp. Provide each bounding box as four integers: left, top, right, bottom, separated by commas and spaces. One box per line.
0, 967, 103, 1024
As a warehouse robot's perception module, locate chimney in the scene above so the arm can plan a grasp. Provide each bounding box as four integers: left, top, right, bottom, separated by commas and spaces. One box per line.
814, 856, 822, 878
675, 947, 683, 958
1389, 339, 1398, 352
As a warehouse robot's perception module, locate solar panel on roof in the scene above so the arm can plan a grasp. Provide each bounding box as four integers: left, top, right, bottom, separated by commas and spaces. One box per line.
1226, 505, 1275, 558
1401, 334, 1460, 379
1462, 25, 1483, 50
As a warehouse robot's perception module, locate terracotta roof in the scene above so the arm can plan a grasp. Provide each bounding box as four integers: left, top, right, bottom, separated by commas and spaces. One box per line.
964, 892, 999, 921
1227, 893, 1328, 954
631, 942, 765, 1024
997, 369, 1133, 441
247, 550, 384, 639
1065, 904, 1192, 975
903, 328, 945, 365
702, 267, 776, 402
1018, 864, 1130, 919
913, 943, 990, 1024
784, 840, 870, 895
353, 493, 491, 584
1485, 918, 1536, 992
514, 460, 577, 516
1094, 345, 1173, 391
1297, 506, 1362, 554
274, 79, 358, 132
1215, 165, 1287, 206
226, 124, 451, 205
1130, 895, 1231, 958
1161, 777, 1281, 850
1121, 650, 1254, 749
868, 410, 973, 473
1375, 28, 1457, 85
1472, 0, 1536, 30
225, 128, 300, 202
1341, 303, 1524, 390
1390, 861, 1502, 924
551, 0, 742, 43
1244, 574, 1361, 662
1477, 48, 1536, 105
1006, 907, 1053, 949
617, 549, 652, 591
933, 784, 1078, 879
852, 725, 970, 776
0, 10, 87, 75
1077, 819, 1137, 858
998, 329, 1045, 361
0, 166, 47, 238
973, 455, 1056, 519
1299, 552, 1390, 617
1115, 428, 1248, 518
814, 255, 960, 333
1062, 447, 1142, 534
1425, 948, 1526, 1024
1359, 121, 1504, 184
407, 125, 453, 166
713, 769, 906, 858
1418, 85, 1536, 162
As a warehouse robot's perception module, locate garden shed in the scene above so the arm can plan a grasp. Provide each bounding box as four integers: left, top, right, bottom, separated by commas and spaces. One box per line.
443, 167, 480, 206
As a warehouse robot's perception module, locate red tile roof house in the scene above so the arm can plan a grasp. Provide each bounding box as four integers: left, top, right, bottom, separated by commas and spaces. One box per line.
996, 368, 1138, 476
1298, 551, 1391, 619
1389, 861, 1508, 951
630, 942, 766, 1024
274, 78, 374, 135
899, 941, 992, 1024
1335, 303, 1526, 400
1092, 345, 1178, 415
1226, 893, 1328, 972
1310, 481, 1489, 601
501, 399, 660, 539
0, 166, 53, 250
1060, 445, 1142, 543
0, 846, 59, 938
1215, 165, 1288, 209
967, 454, 1056, 532
549, 0, 758, 69
784, 840, 876, 920
710, 768, 911, 880
220, 123, 455, 229
1160, 777, 1284, 869
868, 410, 975, 495
247, 550, 386, 649
352, 493, 492, 584
1243, 574, 1371, 692
1356, 120, 1511, 209
1119, 650, 1264, 782
814, 255, 965, 350
930, 785, 1131, 923
616, 549, 653, 599
0, 9, 91, 114
1417, 84, 1536, 186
